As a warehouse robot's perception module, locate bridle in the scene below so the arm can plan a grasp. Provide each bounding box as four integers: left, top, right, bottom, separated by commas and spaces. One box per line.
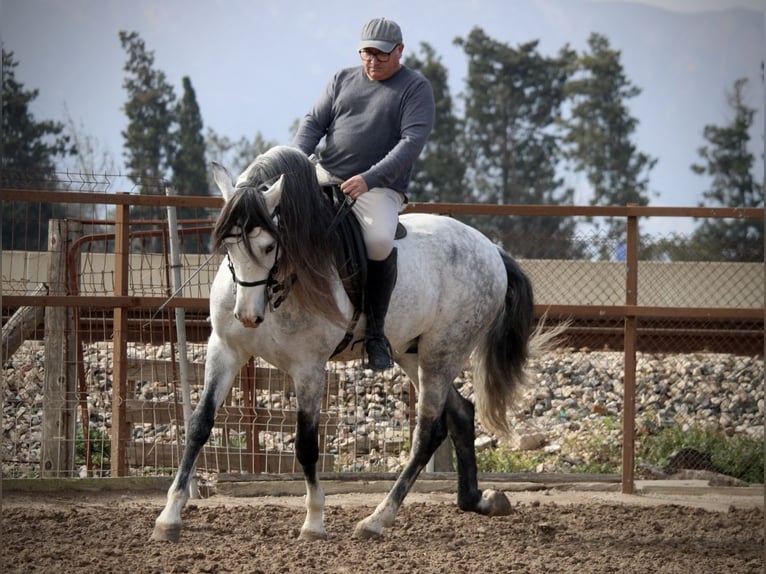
227, 250, 295, 311
225, 206, 295, 311
225, 182, 356, 323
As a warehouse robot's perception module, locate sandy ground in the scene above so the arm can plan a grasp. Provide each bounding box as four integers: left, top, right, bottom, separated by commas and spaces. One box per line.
1, 482, 763, 573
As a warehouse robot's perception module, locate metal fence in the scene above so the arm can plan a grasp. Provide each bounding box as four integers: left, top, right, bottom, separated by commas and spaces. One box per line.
1, 179, 763, 493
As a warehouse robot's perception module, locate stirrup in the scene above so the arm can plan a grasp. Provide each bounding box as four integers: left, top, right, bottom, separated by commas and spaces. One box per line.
365, 336, 393, 371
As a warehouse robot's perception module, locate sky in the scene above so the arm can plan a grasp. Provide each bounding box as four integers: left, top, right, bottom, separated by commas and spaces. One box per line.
1, 0, 763, 235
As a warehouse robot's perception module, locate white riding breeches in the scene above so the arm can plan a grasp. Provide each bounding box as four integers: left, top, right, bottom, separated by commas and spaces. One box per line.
315, 163, 404, 261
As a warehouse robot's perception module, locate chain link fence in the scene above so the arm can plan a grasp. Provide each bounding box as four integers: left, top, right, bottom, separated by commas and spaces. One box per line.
2, 181, 763, 488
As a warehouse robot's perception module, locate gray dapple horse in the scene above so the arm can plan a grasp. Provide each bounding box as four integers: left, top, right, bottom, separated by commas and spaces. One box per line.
152, 145, 549, 541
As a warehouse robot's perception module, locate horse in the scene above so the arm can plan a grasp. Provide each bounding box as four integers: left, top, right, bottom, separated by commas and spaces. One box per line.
152, 145, 548, 542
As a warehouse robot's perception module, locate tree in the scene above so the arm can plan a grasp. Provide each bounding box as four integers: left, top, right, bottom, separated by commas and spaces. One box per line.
563, 33, 656, 252
62, 107, 117, 177
119, 31, 176, 189
204, 128, 277, 183
455, 28, 578, 257
403, 42, 466, 203
172, 76, 207, 196
2, 49, 76, 249
689, 78, 763, 262
119, 30, 177, 249
171, 76, 209, 252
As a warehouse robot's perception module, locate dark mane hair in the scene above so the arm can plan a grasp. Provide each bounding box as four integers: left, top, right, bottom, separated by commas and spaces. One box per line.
212, 146, 346, 324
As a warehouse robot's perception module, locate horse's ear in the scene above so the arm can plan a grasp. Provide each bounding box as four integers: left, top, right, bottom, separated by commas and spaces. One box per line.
211, 161, 235, 202
263, 175, 285, 214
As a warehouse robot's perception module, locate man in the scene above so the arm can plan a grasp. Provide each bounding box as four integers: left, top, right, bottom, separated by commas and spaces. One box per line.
293, 17, 435, 370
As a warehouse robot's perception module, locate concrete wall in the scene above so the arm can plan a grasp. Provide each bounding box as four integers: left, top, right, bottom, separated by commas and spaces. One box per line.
522, 259, 763, 309
3, 251, 762, 309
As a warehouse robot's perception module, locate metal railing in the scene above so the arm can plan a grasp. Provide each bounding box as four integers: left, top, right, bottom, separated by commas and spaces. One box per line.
2, 187, 763, 492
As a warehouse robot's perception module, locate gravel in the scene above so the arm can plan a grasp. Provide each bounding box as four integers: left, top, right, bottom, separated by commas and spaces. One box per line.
2, 341, 763, 479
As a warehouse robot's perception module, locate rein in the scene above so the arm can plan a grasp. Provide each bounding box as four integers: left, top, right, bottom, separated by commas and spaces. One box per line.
327, 194, 356, 233
323, 186, 366, 358
144, 252, 218, 327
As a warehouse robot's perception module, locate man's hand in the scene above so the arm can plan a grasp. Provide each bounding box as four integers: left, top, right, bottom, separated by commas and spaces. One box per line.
340, 175, 369, 200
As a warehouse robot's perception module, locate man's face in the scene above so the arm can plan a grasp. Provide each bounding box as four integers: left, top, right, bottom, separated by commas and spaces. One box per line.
359, 44, 403, 81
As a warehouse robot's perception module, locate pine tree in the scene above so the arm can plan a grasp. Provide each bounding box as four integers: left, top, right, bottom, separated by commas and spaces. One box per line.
171, 76, 209, 252
2, 49, 76, 249
689, 78, 763, 262
403, 42, 466, 203
119, 31, 177, 250
455, 28, 578, 257
173, 76, 207, 196
563, 33, 656, 254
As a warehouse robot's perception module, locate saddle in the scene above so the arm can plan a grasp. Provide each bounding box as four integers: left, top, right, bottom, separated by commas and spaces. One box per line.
322, 185, 406, 356
323, 184, 406, 284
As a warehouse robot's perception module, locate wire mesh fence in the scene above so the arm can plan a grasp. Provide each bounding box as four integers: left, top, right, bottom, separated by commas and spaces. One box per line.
1, 179, 763, 488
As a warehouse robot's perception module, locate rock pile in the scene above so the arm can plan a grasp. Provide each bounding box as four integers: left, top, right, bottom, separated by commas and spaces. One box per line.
2, 342, 763, 478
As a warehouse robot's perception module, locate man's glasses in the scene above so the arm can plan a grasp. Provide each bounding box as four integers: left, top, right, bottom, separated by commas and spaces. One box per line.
358, 47, 397, 62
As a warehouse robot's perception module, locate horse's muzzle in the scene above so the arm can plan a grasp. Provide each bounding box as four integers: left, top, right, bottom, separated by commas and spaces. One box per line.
234, 312, 264, 328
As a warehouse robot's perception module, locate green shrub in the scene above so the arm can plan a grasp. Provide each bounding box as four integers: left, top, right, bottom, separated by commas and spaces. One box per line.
475, 420, 763, 483
75, 425, 111, 469
637, 424, 764, 484
476, 447, 546, 473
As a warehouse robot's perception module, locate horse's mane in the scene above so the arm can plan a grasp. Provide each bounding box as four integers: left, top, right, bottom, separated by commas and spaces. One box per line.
212, 146, 347, 325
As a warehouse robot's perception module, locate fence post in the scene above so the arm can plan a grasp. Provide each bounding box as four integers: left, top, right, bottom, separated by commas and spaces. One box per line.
111, 200, 131, 476
621, 210, 639, 494
165, 185, 200, 497
41, 219, 76, 477
429, 440, 455, 473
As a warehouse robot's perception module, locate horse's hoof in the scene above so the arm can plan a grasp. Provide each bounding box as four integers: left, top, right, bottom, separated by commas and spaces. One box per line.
353, 522, 383, 540
298, 528, 328, 541
481, 489, 513, 516
151, 523, 181, 543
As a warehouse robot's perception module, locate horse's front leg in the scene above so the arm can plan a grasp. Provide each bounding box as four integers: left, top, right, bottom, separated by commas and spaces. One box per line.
293, 369, 328, 540
151, 338, 239, 542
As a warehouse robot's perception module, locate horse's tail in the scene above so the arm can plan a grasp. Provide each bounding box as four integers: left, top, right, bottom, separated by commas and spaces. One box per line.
472, 248, 561, 437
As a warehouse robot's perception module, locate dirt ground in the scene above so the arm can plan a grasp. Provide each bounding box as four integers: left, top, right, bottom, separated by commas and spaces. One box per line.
1, 484, 763, 574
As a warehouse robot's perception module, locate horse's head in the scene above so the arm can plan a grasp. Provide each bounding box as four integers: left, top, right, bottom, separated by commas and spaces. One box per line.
211, 145, 348, 329
211, 158, 286, 328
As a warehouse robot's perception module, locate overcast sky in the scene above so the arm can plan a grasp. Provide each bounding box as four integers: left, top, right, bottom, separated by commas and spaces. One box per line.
1, 0, 763, 235
596, 0, 760, 10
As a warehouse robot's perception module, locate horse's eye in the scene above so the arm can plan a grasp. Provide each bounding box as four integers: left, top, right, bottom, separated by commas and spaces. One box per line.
264, 244, 275, 255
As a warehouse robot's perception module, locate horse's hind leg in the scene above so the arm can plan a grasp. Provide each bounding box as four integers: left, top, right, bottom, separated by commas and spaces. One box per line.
445, 386, 511, 516
152, 338, 238, 542
353, 381, 449, 539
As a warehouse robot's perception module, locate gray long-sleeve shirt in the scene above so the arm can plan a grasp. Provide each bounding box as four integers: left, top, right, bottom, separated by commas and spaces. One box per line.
292, 65, 435, 194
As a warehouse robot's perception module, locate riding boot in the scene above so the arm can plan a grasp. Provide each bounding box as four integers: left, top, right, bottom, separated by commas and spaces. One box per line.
364, 248, 398, 371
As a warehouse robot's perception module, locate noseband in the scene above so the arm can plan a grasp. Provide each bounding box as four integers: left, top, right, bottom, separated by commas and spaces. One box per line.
227, 254, 270, 289
227, 244, 296, 311
226, 203, 296, 312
